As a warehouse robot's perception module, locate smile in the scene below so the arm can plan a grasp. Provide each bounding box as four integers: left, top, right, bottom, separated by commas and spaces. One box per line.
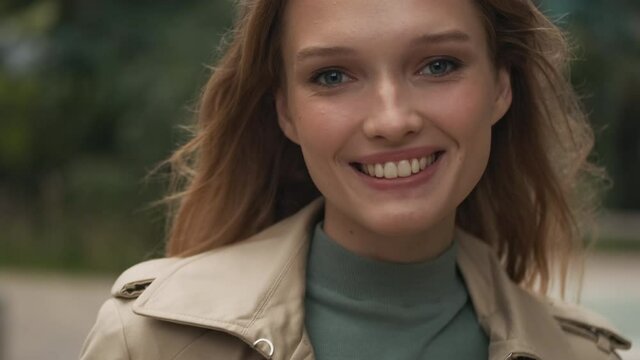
352, 151, 444, 179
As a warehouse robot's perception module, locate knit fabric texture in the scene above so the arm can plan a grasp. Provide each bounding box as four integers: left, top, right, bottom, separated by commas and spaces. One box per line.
304, 222, 488, 359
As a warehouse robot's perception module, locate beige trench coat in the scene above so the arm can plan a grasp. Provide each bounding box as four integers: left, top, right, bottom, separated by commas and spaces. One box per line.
81, 199, 632, 359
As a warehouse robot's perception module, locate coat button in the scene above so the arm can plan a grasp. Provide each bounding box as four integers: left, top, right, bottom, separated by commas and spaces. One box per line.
253, 338, 275, 358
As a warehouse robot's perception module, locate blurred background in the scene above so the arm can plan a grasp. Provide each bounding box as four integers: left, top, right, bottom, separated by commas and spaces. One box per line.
0, 0, 638, 359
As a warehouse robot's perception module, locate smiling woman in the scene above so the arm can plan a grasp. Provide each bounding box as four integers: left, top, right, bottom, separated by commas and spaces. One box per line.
276, 0, 511, 264
81, 0, 633, 359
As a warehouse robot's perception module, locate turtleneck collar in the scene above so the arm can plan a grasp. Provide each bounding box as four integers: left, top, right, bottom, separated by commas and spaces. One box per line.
306, 222, 462, 307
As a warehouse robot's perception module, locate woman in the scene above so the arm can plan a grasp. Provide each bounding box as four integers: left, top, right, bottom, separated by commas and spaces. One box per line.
81, 0, 632, 359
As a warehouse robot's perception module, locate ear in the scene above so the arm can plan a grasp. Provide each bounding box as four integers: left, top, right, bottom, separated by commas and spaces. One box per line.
275, 88, 300, 144
491, 67, 513, 125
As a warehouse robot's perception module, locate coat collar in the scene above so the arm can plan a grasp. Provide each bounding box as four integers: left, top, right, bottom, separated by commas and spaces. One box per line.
131, 199, 575, 360
455, 230, 576, 360
133, 200, 322, 360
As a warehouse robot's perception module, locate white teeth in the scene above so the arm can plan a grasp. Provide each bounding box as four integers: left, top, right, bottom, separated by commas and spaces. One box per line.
367, 164, 375, 176
397, 160, 412, 178
358, 153, 441, 179
419, 157, 427, 170
411, 159, 420, 174
374, 163, 384, 178
383, 162, 398, 179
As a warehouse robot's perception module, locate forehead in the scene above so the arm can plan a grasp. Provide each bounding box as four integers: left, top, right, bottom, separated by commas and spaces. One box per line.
281, 0, 486, 52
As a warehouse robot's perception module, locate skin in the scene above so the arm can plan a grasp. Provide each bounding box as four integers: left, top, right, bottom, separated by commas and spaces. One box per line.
276, 0, 512, 263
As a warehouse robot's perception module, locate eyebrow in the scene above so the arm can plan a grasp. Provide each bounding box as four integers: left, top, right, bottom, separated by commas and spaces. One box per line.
295, 30, 471, 63
410, 30, 471, 46
295, 46, 356, 63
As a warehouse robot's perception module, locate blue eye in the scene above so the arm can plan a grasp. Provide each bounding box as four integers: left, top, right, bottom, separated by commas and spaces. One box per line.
420, 59, 459, 77
313, 69, 350, 87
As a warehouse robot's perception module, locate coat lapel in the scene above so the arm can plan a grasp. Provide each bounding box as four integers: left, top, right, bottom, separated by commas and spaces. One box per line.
132, 199, 323, 360
456, 229, 576, 360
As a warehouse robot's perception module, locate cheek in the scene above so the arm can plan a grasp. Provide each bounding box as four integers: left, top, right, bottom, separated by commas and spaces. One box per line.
289, 93, 365, 156
427, 81, 497, 140
426, 80, 495, 192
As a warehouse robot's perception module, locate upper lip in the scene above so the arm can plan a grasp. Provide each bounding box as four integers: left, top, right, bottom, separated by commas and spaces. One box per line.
351, 146, 444, 165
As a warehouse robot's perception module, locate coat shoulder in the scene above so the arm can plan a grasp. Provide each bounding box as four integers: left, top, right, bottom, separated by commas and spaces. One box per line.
545, 298, 632, 358
110, 257, 181, 299
82, 257, 216, 359
82, 294, 216, 359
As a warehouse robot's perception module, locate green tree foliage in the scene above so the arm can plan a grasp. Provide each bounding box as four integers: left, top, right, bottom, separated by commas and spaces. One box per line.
0, 0, 233, 272
543, 0, 640, 209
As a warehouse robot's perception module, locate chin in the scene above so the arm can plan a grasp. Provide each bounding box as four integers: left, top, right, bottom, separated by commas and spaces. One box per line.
362, 207, 447, 238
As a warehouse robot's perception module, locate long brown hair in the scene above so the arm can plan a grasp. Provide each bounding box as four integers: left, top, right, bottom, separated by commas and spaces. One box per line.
163, 0, 602, 294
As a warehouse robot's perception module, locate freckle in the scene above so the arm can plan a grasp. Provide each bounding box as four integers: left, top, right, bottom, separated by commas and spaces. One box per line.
348, 229, 354, 235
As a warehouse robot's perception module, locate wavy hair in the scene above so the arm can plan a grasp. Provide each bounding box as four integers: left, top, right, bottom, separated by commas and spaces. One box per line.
163, 0, 603, 295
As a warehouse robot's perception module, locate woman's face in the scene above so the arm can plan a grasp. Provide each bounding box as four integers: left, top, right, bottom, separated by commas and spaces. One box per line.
276, 0, 512, 259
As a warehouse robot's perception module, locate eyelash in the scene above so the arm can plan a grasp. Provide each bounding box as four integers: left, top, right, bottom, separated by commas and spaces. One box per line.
310, 68, 354, 88
309, 57, 463, 88
418, 57, 462, 77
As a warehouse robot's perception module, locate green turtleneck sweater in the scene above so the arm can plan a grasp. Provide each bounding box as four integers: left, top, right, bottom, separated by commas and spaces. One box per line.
304, 223, 488, 359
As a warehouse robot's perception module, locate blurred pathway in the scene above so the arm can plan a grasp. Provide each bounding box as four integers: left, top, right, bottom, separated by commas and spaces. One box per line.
580, 252, 640, 360
0, 271, 114, 360
0, 252, 638, 360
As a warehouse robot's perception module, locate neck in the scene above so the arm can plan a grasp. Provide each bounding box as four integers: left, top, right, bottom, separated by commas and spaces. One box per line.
322, 203, 456, 263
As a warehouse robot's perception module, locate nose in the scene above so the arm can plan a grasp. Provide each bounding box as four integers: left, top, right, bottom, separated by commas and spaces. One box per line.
362, 76, 423, 142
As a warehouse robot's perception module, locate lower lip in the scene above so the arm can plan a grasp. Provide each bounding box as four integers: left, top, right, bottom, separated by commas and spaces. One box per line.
352, 153, 444, 191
